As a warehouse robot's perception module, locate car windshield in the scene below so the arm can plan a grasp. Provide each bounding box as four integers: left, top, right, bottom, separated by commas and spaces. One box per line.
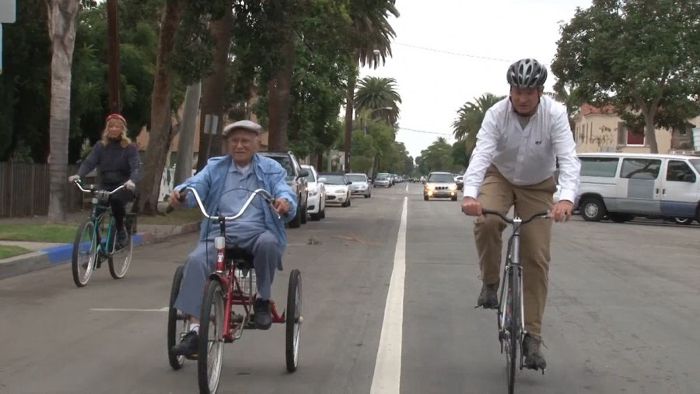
428, 173, 454, 183
264, 156, 294, 181
303, 168, 316, 182
690, 159, 700, 174
321, 175, 347, 185
346, 174, 366, 182
376, 174, 389, 180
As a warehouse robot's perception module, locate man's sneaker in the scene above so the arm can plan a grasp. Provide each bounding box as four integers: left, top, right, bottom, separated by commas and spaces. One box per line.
477, 283, 499, 309
254, 298, 272, 330
172, 330, 199, 358
523, 334, 547, 371
116, 229, 128, 250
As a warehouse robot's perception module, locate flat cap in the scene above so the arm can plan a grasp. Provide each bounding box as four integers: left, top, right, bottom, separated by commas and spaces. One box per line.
222, 120, 262, 136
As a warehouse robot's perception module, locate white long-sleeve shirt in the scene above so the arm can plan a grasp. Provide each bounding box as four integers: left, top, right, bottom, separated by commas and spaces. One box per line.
463, 96, 580, 203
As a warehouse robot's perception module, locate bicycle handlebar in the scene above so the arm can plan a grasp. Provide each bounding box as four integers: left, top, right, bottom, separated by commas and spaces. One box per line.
481, 209, 550, 225
175, 186, 279, 220
73, 180, 126, 195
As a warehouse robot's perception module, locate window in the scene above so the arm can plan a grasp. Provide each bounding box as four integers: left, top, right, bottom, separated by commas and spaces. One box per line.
666, 161, 696, 183
580, 157, 619, 177
620, 158, 661, 180
690, 159, 700, 174
627, 130, 645, 145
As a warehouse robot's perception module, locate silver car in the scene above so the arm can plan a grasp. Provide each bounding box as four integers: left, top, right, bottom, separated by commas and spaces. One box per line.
346, 173, 372, 198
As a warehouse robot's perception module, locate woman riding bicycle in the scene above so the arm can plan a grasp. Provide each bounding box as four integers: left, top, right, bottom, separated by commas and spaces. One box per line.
460, 58, 580, 371
68, 113, 141, 249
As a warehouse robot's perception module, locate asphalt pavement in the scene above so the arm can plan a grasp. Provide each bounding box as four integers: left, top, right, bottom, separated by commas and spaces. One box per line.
1, 183, 699, 394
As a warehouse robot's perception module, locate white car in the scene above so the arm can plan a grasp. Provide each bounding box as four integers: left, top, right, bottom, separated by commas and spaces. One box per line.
346, 172, 372, 198
319, 172, 351, 207
301, 164, 326, 220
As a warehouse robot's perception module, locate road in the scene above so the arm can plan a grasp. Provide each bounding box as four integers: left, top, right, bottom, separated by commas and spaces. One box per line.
1, 183, 699, 394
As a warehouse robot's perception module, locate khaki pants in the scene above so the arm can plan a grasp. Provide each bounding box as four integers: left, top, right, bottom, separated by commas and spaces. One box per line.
474, 166, 556, 337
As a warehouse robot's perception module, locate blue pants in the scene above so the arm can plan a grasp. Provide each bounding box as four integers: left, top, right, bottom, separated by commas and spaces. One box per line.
174, 230, 281, 318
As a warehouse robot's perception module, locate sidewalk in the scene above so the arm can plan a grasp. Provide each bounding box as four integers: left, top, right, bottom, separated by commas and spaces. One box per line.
0, 217, 200, 280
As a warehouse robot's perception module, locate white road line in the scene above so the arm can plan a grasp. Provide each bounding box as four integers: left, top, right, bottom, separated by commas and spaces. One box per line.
90, 307, 169, 312
370, 197, 407, 394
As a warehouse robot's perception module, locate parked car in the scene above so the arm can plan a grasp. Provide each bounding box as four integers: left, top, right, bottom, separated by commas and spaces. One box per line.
301, 164, 326, 221
346, 172, 372, 198
319, 172, 351, 207
576, 152, 700, 224
374, 172, 392, 188
258, 151, 309, 228
423, 171, 459, 201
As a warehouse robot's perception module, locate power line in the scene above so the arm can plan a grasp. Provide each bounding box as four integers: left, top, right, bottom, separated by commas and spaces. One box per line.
397, 126, 453, 136
395, 42, 511, 63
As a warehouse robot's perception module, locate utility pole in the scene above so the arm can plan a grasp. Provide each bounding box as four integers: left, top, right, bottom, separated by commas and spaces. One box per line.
174, 82, 201, 185
107, 0, 120, 113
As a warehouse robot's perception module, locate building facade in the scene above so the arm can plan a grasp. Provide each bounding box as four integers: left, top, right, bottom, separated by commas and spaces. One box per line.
573, 104, 698, 155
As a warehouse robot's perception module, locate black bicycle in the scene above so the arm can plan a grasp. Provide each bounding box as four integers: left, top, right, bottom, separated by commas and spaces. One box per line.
482, 209, 549, 394
71, 180, 136, 287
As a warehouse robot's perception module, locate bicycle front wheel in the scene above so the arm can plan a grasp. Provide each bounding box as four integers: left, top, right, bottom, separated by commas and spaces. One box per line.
71, 219, 98, 287
198, 280, 225, 394
506, 270, 521, 394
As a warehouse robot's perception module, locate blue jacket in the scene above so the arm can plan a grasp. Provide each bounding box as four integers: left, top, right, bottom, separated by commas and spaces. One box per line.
174, 154, 297, 250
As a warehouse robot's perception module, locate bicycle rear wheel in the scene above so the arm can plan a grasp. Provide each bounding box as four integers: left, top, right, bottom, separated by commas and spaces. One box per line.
71, 219, 98, 287
167, 265, 188, 370
198, 280, 225, 394
109, 217, 133, 279
285, 269, 302, 372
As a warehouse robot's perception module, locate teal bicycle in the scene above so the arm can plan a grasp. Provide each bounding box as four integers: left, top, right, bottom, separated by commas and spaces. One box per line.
71, 181, 136, 287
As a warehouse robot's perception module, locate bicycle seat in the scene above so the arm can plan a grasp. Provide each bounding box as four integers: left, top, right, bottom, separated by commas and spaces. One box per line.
225, 247, 254, 270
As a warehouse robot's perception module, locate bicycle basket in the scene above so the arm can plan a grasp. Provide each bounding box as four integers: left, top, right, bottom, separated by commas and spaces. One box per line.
235, 268, 257, 296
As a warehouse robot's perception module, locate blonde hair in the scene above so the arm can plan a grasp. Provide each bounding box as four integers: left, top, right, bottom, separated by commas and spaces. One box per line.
100, 120, 132, 147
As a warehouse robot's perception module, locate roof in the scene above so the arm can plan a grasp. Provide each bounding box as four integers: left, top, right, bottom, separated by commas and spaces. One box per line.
579, 103, 617, 116
578, 152, 698, 160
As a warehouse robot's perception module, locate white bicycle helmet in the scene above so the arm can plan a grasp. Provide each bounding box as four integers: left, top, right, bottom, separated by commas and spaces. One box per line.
506, 58, 547, 88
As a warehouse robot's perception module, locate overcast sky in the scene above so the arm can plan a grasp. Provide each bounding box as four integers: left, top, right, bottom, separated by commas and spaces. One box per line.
360, 0, 592, 159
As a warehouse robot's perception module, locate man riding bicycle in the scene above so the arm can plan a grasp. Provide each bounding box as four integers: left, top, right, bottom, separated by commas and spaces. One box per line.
460, 58, 580, 371
168, 120, 297, 358
69, 113, 141, 249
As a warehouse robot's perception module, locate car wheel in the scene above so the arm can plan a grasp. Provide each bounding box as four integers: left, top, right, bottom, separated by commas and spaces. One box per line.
424, 195, 429, 201
580, 197, 606, 222
300, 202, 307, 224
673, 217, 693, 225
289, 204, 302, 228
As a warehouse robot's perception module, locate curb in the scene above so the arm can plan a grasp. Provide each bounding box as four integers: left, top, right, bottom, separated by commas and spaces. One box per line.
0, 222, 200, 281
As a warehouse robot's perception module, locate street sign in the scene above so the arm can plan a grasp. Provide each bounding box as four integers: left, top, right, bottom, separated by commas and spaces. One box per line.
0, 0, 16, 23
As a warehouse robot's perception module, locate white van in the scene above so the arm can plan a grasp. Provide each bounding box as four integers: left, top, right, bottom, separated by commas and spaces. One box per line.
576, 152, 700, 224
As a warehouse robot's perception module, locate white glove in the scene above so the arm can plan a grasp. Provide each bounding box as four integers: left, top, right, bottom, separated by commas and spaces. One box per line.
68, 175, 81, 183
124, 179, 136, 191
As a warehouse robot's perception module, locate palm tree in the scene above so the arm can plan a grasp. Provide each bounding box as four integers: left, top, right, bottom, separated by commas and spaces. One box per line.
47, 0, 81, 220
354, 76, 401, 125
343, 0, 399, 172
453, 93, 505, 157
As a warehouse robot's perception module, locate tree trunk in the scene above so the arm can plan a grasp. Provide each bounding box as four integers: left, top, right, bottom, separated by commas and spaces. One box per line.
343, 60, 358, 172
267, 32, 295, 151
638, 95, 661, 154
137, 0, 183, 214
174, 82, 201, 185
195, 8, 233, 171
47, 0, 80, 221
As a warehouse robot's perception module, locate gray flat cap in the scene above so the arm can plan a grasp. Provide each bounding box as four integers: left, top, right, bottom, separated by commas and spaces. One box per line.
222, 120, 262, 136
